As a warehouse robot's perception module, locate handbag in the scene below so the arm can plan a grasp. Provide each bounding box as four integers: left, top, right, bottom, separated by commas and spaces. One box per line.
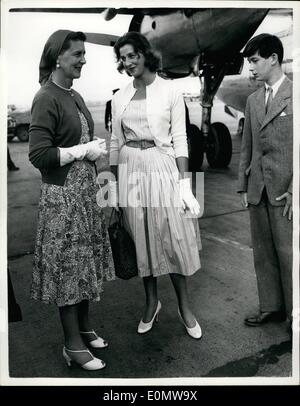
108, 208, 138, 280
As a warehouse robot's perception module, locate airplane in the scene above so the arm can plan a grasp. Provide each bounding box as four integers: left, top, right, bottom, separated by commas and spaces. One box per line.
9, 7, 289, 170
217, 25, 293, 137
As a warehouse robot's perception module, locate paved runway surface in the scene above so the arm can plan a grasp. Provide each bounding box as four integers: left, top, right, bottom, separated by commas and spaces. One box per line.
5, 100, 294, 384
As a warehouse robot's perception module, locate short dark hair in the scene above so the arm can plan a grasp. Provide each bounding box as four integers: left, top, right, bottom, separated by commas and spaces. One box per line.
60, 31, 86, 54
243, 33, 284, 64
114, 32, 160, 73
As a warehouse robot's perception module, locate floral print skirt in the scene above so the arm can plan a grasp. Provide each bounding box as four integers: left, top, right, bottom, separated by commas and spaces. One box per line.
30, 160, 115, 306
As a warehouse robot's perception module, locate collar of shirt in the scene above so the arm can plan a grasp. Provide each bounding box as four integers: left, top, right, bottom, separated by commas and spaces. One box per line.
265, 74, 286, 101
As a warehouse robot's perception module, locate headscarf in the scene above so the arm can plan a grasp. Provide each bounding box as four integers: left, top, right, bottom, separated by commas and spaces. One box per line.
39, 29, 72, 85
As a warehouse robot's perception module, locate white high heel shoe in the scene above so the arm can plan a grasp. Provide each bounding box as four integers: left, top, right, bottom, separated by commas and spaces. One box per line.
138, 301, 162, 334
178, 308, 202, 340
80, 330, 108, 349
63, 346, 106, 370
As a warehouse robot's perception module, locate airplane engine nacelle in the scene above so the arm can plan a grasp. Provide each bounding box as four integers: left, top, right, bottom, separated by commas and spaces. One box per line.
194, 53, 244, 77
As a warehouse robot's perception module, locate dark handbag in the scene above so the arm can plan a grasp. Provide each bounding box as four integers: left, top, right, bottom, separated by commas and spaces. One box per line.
108, 208, 138, 280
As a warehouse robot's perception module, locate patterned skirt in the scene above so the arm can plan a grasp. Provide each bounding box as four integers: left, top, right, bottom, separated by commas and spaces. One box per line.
118, 145, 201, 278
30, 160, 115, 306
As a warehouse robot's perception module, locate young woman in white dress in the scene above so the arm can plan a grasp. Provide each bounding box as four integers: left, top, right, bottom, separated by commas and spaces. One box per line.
109, 32, 202, 339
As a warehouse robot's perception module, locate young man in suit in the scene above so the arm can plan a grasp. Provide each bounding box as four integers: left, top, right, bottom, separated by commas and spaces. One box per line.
237, 34, 293, 329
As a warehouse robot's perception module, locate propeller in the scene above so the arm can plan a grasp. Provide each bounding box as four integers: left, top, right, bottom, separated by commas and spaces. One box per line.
84, 33, 120, 46
102, 8, 118, 21
9, 8, 107, 14
9, 7, 182, 17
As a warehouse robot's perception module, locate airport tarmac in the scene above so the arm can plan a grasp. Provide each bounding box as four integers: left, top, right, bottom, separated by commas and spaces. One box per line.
5, 100, 294, 383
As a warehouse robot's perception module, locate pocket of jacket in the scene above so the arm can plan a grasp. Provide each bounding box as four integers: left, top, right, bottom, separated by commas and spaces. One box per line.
274, 114, 293, 137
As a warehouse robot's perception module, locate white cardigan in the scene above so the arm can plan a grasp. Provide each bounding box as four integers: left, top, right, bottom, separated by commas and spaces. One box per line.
109, 75, 188, 165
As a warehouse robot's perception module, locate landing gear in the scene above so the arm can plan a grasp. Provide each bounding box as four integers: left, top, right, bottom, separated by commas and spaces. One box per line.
206, 122, 232, 168
237, 117, 245, 137
200, 61, 233, 169
187, 56, 239, 170
186, 54, 243, 170
187, 124, 204, 172
187, 120, 232, 171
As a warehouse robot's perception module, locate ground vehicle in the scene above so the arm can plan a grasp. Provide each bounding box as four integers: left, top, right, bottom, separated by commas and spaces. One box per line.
7, 106, 31, 142
7, 115, 17, 141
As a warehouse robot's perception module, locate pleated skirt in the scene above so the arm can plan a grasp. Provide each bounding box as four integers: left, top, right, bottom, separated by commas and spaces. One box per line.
118, 145, 201, 278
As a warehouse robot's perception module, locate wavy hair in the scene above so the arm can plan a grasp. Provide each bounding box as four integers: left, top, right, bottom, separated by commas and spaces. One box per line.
114, 32, 160, 73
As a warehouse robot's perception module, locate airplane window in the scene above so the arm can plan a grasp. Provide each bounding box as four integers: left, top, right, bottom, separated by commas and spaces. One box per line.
152, 21, 156, 29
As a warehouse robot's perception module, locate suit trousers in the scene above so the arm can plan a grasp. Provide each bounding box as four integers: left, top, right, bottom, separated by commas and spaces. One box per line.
249, 189, 292, 319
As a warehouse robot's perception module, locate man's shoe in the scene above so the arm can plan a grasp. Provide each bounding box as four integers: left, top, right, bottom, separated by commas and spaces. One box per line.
244, 311, 286, 327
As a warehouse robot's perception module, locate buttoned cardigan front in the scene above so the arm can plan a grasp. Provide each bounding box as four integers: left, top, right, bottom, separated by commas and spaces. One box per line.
29, 81, 94, 186
109, 75, 188, 165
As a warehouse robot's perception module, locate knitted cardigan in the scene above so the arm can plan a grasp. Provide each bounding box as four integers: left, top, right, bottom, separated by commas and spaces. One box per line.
29, 81, 94, 186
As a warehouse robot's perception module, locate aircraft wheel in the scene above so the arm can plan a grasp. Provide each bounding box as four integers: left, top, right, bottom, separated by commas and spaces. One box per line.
206, 122, 232, 168
237, 117, 245, 136
16, 125, 29, 142
187, 124, 204, 172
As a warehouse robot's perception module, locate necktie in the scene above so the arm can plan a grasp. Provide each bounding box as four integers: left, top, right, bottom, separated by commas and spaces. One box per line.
265, 87, 273, 114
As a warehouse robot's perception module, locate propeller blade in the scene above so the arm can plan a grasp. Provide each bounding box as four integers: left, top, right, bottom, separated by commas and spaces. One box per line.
103, 8, 118, 21
84, 33, 120, 46
9, 8, 106, 13
9, 7, 182, 16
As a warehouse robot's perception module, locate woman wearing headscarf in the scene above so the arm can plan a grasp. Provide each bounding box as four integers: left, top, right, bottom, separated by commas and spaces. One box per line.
109, 32, 202, 339
29, 30, 115, 371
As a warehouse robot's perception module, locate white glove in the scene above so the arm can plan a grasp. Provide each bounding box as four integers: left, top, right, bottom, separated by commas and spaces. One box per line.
179, 178, 200, 216
109, 180, 119, 210
85, 139, 107, 161
59, 139, 107, 166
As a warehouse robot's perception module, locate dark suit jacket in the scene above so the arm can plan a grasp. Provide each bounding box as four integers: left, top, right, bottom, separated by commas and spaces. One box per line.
237, 76, 293, 206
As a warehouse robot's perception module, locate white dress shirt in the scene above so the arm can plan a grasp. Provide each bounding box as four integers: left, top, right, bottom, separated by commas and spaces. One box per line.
265, 74, 286, 103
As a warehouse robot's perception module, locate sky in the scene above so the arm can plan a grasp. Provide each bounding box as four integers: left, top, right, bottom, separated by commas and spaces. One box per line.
1, 1, 294, 108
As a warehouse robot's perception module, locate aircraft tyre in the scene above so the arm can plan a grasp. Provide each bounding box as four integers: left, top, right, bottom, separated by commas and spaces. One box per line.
237, 117, 245, 137
16, 125, 29, 142
187, 124, 204, 172
206, 122, 232, 168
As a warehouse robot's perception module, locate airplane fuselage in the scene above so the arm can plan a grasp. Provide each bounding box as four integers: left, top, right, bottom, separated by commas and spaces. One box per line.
139, 8, 269, 75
